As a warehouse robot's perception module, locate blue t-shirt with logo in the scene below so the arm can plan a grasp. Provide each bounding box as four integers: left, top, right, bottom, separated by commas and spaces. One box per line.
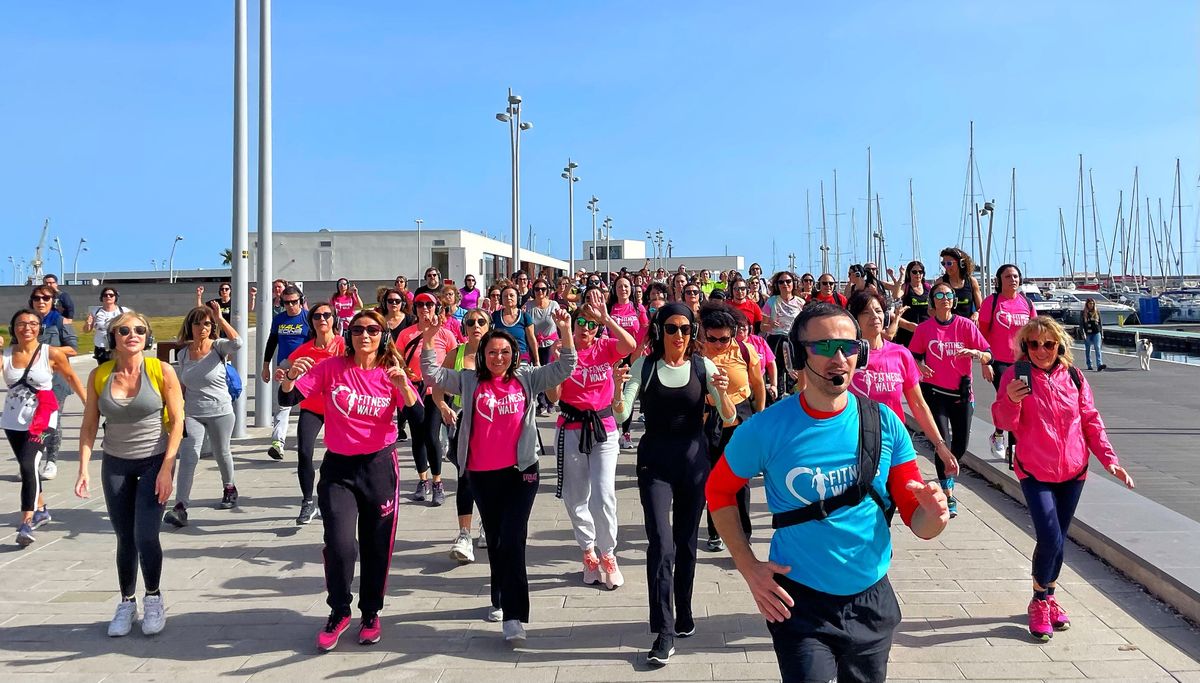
270, 311, 310, 363
724, 394, 916, 596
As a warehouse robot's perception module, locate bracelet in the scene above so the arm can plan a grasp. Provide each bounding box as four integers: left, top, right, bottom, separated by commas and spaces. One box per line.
286, 370, 299, 381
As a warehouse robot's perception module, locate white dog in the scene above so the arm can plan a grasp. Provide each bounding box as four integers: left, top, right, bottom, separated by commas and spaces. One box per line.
1137, 338, 1154, 371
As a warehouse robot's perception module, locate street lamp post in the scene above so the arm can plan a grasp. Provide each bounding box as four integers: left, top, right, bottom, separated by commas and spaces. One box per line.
496, 88, 532, 276
654, 229, 664, 269
49, 237, 66, 280
603, 216, 613, 280
414, 218, 424, 274
7, 256, 15, 285
561, 159, 579, 276
72, 238, 87, 283
586, 195, 599, 274
168, 235, 184, 283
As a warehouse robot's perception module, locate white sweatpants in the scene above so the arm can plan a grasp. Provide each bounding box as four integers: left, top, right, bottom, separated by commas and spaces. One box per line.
558, 427, 620, 556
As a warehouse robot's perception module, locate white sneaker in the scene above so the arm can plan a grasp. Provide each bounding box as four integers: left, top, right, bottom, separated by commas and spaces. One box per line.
41, 460, 58, 480
141, 594, 166, 635
989, 432, 1005, 458
620, 433, 634, 450
487, 606, 504, 622
502, 619, 527, 642
449, 530, 475, 564
108, 600, 137, 637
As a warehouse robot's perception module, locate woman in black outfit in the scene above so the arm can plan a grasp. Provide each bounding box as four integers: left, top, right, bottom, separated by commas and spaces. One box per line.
890, 260, 930, 347
937, 247, 983, 322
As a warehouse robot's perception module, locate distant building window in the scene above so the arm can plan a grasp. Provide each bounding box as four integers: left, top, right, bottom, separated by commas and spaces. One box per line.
433, 239, 446, 246
319, 240, 332, 247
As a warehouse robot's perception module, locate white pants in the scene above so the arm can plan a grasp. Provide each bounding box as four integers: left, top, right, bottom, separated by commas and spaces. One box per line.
558, 426, 620, 556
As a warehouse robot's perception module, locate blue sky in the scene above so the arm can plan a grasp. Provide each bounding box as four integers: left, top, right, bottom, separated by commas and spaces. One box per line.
2, 1, 1197, 281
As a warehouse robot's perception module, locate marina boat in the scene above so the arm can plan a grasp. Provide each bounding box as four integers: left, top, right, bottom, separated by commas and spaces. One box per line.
1048, 289, 1138, 326
1019, 284, 1064, 319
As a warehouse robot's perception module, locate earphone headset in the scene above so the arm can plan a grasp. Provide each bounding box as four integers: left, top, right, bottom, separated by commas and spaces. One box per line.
786, 305, 869, 386
473, 329, 521, 378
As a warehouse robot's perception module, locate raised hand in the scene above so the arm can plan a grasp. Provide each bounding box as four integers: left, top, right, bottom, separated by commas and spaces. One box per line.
196, 286, 205, 296
552, 307, 572, 333
906, 480, 950, 523
612, 365, 630, 388
290, 356, 316, 377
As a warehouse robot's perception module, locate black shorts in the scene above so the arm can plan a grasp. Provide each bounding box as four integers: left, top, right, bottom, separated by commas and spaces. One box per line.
766, 574, 901, 683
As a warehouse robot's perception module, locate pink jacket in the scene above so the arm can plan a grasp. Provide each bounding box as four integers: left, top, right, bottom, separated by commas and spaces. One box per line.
991, 362, 1118, 482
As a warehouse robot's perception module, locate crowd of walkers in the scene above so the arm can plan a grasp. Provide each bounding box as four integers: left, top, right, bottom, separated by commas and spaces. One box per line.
0, 258, 1135, 680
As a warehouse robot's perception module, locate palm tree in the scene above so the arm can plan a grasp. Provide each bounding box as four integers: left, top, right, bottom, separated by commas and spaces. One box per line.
220, 248, 233, 266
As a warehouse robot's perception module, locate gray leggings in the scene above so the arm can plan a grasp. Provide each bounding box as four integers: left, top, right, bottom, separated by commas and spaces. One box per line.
177, 412, 236, 505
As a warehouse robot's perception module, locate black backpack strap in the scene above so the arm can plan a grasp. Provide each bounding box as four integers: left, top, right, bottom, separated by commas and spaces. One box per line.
1067, 365, 1082, 392
402, 335, 423, 366
772, 395, 891, 528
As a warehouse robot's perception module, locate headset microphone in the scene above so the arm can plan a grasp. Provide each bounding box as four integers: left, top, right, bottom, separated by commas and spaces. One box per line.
804, 359, 846, 386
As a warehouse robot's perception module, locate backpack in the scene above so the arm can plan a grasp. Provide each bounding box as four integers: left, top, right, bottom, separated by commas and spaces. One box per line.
1010, 360, 1087, 482
771, 395, 895, 528
93, 357, 172, 430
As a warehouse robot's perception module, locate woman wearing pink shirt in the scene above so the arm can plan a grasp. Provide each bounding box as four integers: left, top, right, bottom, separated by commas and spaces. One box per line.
280, 309, 419, 652
420, 308, 577, 644
908, 282, 992, 517
546, 288, 636, 589
329, 278, 363, 330
978, 264, 1036, 464
991, 316, 1133, 641
847, 291, 958, 480
607, 275, 648, 448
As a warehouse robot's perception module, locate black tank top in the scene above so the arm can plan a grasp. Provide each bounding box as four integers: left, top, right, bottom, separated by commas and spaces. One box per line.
641, 355, 706, 437
894, 284, 931, 347
937, 277, 976, 316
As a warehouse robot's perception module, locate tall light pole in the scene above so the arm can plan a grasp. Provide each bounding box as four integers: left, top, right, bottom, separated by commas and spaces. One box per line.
586, 195, 599, 273
496, 88, 532, 276
654, 229, 664, 269
168, 235, 184, 283
414, 218, 424, 274
603, 216, 613, 278
254, 0, 274, 429
48, 236, 66, 279
72, 238, 88, 282
7, 256, 15, 285
231, 0, 250, 438
561, 159, 579, 275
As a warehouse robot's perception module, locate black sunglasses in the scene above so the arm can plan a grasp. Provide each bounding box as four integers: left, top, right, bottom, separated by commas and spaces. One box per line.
415, 301, 437, 309
350, 325, 382, 337
116, 325, 148, 337
30, 295, 53, 302
464, 318, 489, 328
282, 298, 301, 305
662, 323, 692, 336
312, 311, 334, 320
1025, 339, 1059, 350
386, 298, 404, 305
706, 334, 732, 344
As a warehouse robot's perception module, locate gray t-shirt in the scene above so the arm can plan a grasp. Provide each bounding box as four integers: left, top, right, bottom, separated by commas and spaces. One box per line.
524, 300, 560, 348
99, 362, 168, 460
176, 337, 242, 418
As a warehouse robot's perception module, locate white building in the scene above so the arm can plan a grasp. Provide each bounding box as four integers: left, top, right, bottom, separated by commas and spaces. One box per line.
250, 228, 567, 287
581, 238, 743, 275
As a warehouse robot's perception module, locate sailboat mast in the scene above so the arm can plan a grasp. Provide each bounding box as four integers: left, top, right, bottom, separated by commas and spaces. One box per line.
1088, 169, 1103, 285
1176, 159, 1185, 287
819, 181, 830, 275
1058, 208, 1070, 282
833, 169, 842, 277
866, 147, 873, 262
806, 189, 814, 275
875, 193, 888, 274
909, 178, 919, 263
1078, 155, 1088, 281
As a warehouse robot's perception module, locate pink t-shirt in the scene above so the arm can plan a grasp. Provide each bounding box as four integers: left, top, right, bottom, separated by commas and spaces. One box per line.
908, 315, 990, 392
444, 316, 465, 344
331, 294, 356, 322
742, 333, 775, 367
978, 294, 1034, 364
393, 325, 458, 394
849, 340, 921, 422
608, 302, 647, 344
557, 337, 626, 433
468, 376, 526, 471
294, 356, 409, 454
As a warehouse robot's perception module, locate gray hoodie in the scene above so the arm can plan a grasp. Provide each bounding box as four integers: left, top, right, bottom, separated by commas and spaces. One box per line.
421, 346, 577, 472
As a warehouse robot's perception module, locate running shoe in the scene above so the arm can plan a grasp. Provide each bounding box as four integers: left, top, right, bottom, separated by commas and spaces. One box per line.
267, 440, 285, 461
502, 619, 526, 643
989, 432, 1005, 458
646, 633, 675, 666
450, 530, 475, 564
1098, 364, 1107, 371
620, 432, 634, 450
142, 594, 166, 635
219, 484, 238, 510
675, 617, 696, 638
163, 503, 189, 528
412, 479, 430, 502
600, 553, 624, 590
1027, 598, 1053, 641
31, 508, 52, 530
397, 429, 409, 442
430, 481, 446, 507
486, 605, 503, 622
358, 615, 381, 645
582, 548, 602, 585
296, 499, 318, 525
41, 460, 58, 480
945, 478, 957, 519
317, 612, 352, 652
705, 535, 725, 552
476, 527, 487, 549
108, 599, 137, 637
16, 523, 35, 547
1047, 596, 1071, 630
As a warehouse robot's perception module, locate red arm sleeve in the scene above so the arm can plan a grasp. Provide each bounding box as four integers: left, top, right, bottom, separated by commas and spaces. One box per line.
886, 459, 923, 528
705, 456, 750, 512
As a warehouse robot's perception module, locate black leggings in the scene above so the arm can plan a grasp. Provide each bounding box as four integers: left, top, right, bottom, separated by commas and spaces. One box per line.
446, 420, 475, 518
400, 394, 443, 477
470, 463, 540, 622
5, 429, 44, 512
318, 447, 399, 617
295, 409, 325, 501
706, 420, 751, 539
921, 383, 973, 483
101, 453, 166, 597
767, 335, 794, 395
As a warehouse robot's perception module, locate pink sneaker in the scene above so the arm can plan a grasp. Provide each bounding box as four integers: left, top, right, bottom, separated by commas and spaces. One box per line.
1027, 598, 1053, 641
1046, 596, 1070, 630
600, 553, 624, 590
317, 613, 351, 652
358, 615, 381, 644
582, 548, 601, 585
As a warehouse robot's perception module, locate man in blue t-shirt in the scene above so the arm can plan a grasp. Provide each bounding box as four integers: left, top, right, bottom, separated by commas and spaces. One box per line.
707, 302, 949, 683
262, 286, 310, 460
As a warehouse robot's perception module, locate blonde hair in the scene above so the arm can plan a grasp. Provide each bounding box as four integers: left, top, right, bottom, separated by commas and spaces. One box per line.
1017, 315, 1075, 366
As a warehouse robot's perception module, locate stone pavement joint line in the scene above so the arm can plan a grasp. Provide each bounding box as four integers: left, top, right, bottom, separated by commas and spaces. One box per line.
1, 373, 1198, 681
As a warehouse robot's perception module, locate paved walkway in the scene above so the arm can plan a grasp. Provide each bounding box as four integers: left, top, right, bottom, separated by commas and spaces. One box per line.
1, 369, 1199, 681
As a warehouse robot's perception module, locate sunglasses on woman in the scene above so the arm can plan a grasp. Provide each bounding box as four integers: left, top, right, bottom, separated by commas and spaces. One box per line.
464, 318, 489, 328
386, 298, 404, 305
116, 325, 149, 337
705, 334, 732, 345
312, 311, 334, 320
804, 338, 863, 358
574, 317, 599, 330
932, 291, 955, 301
350, 325, 382, 337
1025, 339, 1059, 351
662, 323, 692, 336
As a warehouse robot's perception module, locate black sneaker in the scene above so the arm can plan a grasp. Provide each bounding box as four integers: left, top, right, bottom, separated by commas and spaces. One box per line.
430, 481, 446, 507
646, 633, 675, 666
704, 535, 725, 552
163, 503, 189, 528
296, 499, 318, 525
219, 485, 238, 510
675, 617, 696, 638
